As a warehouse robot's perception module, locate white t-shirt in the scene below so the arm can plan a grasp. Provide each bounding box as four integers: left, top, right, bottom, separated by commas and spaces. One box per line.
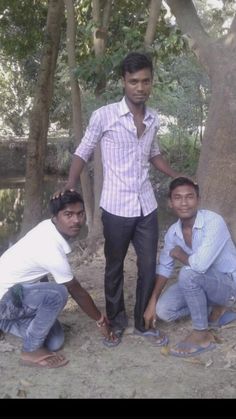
0, 219, 73, 299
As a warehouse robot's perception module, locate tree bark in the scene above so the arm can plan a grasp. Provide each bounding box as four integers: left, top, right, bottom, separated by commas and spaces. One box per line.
64, 0, 94, 231
21, 0, 64, 236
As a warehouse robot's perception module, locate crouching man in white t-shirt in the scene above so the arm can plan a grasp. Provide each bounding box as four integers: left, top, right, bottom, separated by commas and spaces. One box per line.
0, 190, 118, 368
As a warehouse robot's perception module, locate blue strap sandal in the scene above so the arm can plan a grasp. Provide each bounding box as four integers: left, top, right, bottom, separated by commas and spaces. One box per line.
133, 328, 169, 346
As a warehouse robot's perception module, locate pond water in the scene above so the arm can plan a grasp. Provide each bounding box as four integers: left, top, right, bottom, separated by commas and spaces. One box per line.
0, 176, 175, 256
0, 176, 74, 255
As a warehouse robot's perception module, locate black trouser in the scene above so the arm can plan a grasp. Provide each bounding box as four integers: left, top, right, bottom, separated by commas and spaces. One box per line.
102, 209, 158, 332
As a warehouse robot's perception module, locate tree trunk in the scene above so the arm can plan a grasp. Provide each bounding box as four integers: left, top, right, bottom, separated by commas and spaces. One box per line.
92, 0, 112, 97
197, 45, 236, 239
166, 0, 236, 241
20, 0, 64, 236
64, 0, 94, 231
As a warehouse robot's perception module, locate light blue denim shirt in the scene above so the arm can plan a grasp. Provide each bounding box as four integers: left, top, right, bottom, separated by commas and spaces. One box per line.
156, 209, 236, 278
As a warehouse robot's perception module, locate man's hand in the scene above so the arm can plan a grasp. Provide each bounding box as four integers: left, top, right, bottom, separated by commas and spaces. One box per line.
96, 316, 119, 342
144, 299, 157, 330
170, 246, 189, 265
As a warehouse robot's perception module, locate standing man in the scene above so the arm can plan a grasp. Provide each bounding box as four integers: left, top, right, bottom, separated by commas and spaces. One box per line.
63, 52, 180, 347
144, 177, 236, 357
0, 191, 115, 368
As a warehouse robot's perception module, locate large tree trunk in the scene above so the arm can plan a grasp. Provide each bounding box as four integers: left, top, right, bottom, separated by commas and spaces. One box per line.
64, 0, 94, 232
166, 1, 236, 240
197, 44, 236, 238
20, 0, 64, 235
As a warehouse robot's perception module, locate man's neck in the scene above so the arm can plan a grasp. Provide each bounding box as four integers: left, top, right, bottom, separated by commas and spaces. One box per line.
124, 96, 145, 117
181, 213, 197, 230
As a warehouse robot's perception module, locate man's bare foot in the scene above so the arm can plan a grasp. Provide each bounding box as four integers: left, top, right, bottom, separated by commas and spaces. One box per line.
208, 305, 227, 323
169, 330, 216, 357
20, 348, 69, 368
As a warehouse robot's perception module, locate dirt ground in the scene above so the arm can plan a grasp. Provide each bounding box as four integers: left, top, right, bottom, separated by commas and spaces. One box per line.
1, 243, 236, 400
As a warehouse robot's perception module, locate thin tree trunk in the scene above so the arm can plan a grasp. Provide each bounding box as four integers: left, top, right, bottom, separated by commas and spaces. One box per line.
90, 0, 112, 240
21, 0, 64, 236
64, 0, 94, 231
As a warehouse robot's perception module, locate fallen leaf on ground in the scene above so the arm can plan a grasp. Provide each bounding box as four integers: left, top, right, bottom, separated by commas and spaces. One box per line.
205, 359, 213, 368
0, 341, 15, 352
17, 389, 27, 398
160, 345, 170, 356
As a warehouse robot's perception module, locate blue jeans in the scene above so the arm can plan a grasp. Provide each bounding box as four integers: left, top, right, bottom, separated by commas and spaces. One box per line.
156, 267, 236, 330
102, 209, 158, 332
0, 282, 68, 351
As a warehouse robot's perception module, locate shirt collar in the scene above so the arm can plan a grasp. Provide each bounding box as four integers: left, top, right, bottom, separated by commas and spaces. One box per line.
174, 210, 204, 239
118, 97, 155, 122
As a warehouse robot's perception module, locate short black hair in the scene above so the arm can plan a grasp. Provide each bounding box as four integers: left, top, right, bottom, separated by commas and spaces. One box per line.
168, 177, 199, 198
121, 52, 153, 78
49, 190, 84, 216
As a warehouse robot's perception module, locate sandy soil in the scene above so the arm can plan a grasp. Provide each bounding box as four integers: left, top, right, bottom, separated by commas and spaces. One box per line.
1, 243, 236, 401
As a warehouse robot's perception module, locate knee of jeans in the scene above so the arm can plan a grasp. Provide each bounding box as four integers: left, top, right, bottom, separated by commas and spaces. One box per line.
178, 266, 197, 288
46, 331, 65, 351
156, 300, 172, 322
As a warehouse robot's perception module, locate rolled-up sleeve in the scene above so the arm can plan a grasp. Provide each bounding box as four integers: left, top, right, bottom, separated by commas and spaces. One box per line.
188, 215, 230, 273
156, 228, 176, 278
150, 136, 161, 159
74, 110, 103, 162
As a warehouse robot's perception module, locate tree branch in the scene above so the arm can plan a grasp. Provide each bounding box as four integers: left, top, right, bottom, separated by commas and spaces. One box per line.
166, 0, 210, 47
144, 0, 162, 48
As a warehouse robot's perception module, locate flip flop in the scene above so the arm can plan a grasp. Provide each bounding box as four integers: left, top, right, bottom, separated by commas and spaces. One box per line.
103, 335, 121, 348
133, 328, 169, 347
209, 311, 236, 328
169, 341, 216, 358
20, 353, 69, 368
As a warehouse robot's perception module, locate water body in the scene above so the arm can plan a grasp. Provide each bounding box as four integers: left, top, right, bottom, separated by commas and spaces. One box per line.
0, 176, 69, 255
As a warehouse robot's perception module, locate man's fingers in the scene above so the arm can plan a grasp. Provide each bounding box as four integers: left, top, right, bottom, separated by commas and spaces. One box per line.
152, 317, 157, 328
51, 188, 76, 200
144, 317, 150, 330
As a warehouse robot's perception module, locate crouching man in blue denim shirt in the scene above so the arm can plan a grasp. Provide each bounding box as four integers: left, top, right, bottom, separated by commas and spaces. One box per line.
0, 190, 117, 368
144, 177, 236, 357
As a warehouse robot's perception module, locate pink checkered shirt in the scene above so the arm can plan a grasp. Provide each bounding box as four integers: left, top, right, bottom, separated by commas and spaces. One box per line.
74, 97, 160, 217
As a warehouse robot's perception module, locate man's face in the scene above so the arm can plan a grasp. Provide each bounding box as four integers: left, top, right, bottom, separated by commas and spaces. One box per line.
169, 185, 199, 220
122, 68, 153, 105
53, 202, 85, 238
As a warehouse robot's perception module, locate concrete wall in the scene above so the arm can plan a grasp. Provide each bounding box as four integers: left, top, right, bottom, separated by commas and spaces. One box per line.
0, 137, 74, 177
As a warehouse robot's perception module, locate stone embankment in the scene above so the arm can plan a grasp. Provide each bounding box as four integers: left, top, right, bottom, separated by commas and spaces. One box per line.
0, 136, 74, 176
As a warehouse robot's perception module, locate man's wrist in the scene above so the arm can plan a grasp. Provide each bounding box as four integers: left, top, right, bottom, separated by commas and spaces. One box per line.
96, 314, 106, 327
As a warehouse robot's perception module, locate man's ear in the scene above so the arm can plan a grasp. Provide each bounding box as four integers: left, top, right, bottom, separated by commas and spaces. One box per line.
51, 215, 57, 225
121, 76, 125, 88
168, 198, 173, 209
